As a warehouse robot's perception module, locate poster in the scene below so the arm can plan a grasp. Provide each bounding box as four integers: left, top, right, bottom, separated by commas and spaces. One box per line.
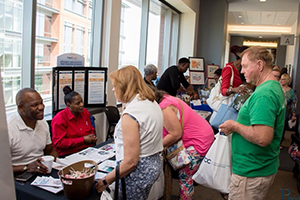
58, 71, 72, 109
207, 65, 220, 78
190, 71, 205, 85
189, 57, 204, 71
74, 71, 85, 103
88, 70, 105, 104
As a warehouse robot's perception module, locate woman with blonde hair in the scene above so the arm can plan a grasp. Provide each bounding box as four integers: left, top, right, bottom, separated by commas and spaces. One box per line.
95, 65, 163, 199
280, 73, 297, 148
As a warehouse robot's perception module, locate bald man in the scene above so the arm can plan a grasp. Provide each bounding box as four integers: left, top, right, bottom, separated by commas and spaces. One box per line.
8, 88, 58, 175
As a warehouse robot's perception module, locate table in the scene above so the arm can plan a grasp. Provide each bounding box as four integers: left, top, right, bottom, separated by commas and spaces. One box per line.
15, 140, 114, 200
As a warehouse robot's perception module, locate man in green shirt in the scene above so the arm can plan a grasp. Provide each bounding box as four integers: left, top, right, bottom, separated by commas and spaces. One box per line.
219, 46, 285, 200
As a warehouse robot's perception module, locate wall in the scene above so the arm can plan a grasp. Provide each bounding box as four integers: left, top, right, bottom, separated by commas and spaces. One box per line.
275, 38, 286, 68
229, 36, 244, 63
285, 21, 297, 67
167, 0, 200, 57
178, 12, 196, 58
196, 0, 228, 67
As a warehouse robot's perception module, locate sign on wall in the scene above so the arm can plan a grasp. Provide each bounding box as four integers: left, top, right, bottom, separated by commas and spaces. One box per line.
57, 53, 84, 67
280, 34, 295, 46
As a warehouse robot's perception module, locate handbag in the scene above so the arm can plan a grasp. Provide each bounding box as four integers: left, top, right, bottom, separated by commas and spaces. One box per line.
115, 164, 126, 200
165, 100, 192, 170
192, 133, 232, 193
100, 165, 126, 200
207, 65, 235, 112
210, 94, 238, 130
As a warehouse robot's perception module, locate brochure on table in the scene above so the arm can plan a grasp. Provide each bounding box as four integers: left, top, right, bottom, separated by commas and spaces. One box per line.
57, 147, 115, 166
31, 176, 63, 194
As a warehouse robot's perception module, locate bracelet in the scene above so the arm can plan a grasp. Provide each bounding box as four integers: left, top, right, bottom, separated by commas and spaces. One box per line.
102, 179, 108, 186
226, 88, 232, 95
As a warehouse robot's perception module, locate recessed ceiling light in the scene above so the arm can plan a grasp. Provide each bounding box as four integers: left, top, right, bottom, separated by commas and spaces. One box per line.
259, 36, 262, 38
238, 15, 243, 18
241, 22, 245, 24
260, 0, 266, 2
277, 23, 281, 25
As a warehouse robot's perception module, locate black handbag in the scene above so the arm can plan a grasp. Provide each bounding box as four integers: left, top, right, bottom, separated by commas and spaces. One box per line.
114, 165, 127, 200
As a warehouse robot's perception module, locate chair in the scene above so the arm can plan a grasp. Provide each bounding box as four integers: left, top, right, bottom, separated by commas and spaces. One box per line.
104, 106, 120, 141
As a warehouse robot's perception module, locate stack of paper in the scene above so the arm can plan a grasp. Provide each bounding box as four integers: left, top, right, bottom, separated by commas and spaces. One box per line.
57, 147, 115, 166
98, 160, 116, 173
31, 176, 63, 194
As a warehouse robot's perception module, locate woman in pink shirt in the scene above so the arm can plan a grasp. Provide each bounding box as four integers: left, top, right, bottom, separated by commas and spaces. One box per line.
154, 89, 214, 199
51, 86, 97, 157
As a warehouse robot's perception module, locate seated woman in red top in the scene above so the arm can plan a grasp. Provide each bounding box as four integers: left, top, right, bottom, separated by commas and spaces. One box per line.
51, 86, 97, 157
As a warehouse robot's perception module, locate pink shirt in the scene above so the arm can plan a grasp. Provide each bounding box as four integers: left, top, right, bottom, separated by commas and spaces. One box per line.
159, 95, 214, 156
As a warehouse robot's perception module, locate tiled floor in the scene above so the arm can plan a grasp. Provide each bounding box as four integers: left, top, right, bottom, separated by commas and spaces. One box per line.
170, 131, 299, 200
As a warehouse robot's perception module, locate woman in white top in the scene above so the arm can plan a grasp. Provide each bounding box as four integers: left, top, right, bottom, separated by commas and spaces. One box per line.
95, 65, 163, 199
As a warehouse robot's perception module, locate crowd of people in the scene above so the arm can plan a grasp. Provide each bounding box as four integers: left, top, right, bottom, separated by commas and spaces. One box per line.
7, 46, 297, 200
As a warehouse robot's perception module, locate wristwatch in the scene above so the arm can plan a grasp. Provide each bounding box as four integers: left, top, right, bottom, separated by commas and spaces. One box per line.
102, 179, 108, 186
23, 165, 28, 171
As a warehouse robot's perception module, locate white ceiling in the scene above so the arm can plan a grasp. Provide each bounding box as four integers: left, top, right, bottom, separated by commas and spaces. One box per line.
227, 0, 300, 40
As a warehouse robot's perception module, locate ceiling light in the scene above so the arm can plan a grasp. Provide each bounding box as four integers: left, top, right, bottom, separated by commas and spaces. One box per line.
259, 36, 262, 38
228, 25, 291, 34
260, 0, 266, 2
277, 23, 281, 25
238, 15, 242, 18
243, 41, 277, 48
241, 22, 244, 24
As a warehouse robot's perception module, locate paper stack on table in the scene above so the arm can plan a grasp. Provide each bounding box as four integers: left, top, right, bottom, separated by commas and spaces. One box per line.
31, 176, 63, 194
98, 160, 116, 173
57, 147, 115, 166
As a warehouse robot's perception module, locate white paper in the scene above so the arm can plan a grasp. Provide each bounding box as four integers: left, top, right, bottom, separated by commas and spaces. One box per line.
95, 171, 107, 181
88, 70, 105, 104
74, 71, 85, 103
57, 147, 115, 166
191, 99, 202, 106
98, 160, 116, 173
58, 71, 72, 109
52, 161, 66, 170
31, 176, 63, 194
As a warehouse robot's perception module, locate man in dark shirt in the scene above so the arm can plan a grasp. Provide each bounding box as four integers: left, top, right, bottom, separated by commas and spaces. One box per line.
144, 64, 157, 87
157, 57, 197, 97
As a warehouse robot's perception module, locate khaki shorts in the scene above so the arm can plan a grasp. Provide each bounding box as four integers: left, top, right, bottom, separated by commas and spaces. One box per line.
229, 173, 276, 200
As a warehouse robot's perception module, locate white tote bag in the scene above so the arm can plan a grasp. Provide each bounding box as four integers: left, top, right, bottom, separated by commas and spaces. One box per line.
192, 133, 232, 193
207, 66, 235, 112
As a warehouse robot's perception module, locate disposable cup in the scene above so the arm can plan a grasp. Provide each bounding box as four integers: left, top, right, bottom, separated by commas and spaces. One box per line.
41, 155, 54, 173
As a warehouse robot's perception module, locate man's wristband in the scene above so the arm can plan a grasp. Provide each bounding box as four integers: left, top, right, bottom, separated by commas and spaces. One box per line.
102, 179, 108, 186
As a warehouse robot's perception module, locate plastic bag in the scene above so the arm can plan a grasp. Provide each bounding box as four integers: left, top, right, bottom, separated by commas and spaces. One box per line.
192, 133, 232, 193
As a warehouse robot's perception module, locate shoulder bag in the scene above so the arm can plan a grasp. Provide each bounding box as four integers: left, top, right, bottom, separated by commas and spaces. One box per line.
165, 100, 192, 170
207, 65, 235, 112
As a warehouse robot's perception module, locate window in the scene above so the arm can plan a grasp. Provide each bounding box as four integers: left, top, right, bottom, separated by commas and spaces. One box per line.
64, 22, 73, 53
0, 0, 22, 113
87, 30, 91, 65
65, 0, 85, 16
119, 0, 142, 68
36, 12, 52, 37
146, 0, 164, 68
75, 26, 84, 55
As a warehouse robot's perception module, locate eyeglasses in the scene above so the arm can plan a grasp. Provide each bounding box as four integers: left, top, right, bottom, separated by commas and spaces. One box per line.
274, 75, 280, 78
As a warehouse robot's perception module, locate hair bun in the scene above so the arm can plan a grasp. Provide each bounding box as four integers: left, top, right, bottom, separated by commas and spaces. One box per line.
63, 86, 72, 95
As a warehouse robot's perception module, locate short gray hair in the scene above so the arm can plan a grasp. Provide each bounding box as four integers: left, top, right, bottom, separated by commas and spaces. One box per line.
144, 64, 157, 76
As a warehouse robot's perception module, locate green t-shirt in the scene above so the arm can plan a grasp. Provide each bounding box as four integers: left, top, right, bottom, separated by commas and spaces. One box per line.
232, 80, 285, 177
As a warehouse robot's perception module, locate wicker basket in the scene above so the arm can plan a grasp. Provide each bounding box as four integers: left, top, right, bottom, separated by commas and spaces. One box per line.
58, 160, 98, 199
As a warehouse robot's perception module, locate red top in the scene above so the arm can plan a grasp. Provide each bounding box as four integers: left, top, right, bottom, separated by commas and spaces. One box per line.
221, 62, 242, 96
51, 107, 96, 156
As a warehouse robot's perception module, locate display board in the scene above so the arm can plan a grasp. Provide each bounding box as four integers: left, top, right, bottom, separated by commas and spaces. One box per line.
52, 67, 107, 117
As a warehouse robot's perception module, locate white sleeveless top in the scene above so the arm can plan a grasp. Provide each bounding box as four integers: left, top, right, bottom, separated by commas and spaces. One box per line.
114, 94, 163, 161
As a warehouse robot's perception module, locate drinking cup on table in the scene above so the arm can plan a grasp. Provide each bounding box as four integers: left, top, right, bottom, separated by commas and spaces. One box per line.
41, 155, 54, 173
